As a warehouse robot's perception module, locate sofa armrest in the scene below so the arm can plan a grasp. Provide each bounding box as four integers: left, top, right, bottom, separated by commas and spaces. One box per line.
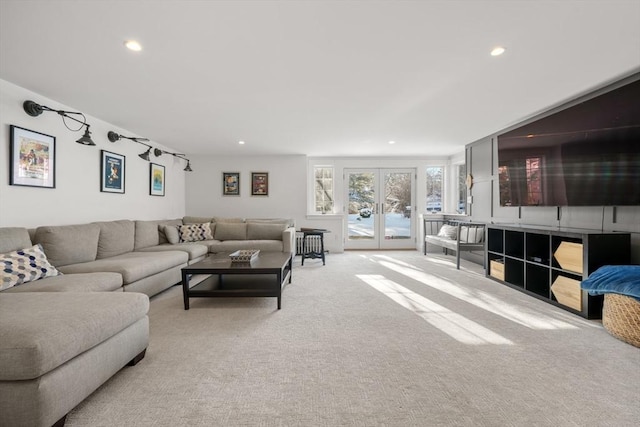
282, 227, 296, 255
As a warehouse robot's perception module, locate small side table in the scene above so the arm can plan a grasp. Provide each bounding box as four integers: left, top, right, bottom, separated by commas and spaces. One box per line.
299, 228, 330, 266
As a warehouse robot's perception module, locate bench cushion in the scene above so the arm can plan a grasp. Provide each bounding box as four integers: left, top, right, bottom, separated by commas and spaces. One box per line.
0, 292, 149, 380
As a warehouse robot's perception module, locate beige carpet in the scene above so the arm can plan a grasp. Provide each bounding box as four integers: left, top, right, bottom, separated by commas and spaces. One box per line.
67, 251, 640, 426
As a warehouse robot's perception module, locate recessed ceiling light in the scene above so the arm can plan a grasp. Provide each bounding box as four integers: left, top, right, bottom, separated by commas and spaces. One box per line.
124, 40, 142, 52
388, 140, 396, 145
491, 46, 506, 56
238, 141, 245, 145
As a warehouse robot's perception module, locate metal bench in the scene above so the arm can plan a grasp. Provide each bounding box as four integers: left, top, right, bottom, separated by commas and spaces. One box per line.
423, 219, 486, 269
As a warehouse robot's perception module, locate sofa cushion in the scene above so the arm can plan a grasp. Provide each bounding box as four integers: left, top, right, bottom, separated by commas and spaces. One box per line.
158, 219, 183, 244
1, 244, 61, 291
246, 218, 295, 227
0, 227, 32, 253
58, 251, 188, 285
183, 216, 214, 224
134, 220, 162, 249
177, 223, 214, 242
214, 222, 247, 241
34, 223, 100, 267
161, 225, 180, 244
212, 216, 245, 223
134, 219, 183, 249
1, 272, 123, 293
208, 239, 283, 253
247, 222, 286, 240
137, 243, 209, 261
0, 292, 149, 381
94, 220, 135, 259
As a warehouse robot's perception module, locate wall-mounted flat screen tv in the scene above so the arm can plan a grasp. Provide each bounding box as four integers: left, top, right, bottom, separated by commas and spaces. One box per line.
497, 78, 640, 207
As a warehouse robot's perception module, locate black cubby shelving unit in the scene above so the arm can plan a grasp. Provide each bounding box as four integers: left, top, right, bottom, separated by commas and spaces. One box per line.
486, 224, 630, 319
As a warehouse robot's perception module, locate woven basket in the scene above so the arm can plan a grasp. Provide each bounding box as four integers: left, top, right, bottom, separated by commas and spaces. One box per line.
602, 293, 640, 348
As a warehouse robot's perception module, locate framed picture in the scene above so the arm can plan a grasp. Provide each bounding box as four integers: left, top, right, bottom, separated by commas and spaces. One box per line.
100, 150, 125, 193
251, 172, 268, 196
150, 163, 165, 196
223, 172, 240, 196
9, 125, 56, 188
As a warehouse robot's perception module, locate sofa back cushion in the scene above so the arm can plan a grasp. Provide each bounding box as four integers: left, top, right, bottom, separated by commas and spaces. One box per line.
247, 223, 286, 240
134, 220, 161, 249
94, 220, 135, 259
183, 216, 214, 224
34, 223, 100, 267
213, 216, 245, 224
134, 219, 183, 249
214, 222, 247, 241
246, 218, 295, 228
0, 227, 32, 254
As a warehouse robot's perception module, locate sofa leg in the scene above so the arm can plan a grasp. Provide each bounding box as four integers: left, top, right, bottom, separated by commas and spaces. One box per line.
52, 414, 67, 427
127, 349, 147, 366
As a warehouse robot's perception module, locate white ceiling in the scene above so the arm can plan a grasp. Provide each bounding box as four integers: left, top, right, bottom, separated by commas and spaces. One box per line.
1, 1, 639, 158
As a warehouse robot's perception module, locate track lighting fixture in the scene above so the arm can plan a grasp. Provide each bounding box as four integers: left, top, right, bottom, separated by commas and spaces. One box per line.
107, 130, 192, 170
107, 130, 153, 161
139, 147, 152, 161
154, 148, 193, 172
23, 100, 96, 146
107, 131, 149, 144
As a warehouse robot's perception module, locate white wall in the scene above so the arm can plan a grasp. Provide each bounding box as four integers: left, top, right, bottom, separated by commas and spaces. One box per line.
185, 154, 308, 219
0, 79, 186, 227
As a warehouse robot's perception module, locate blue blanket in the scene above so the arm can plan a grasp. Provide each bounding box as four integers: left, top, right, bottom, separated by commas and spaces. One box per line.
580, 265, 640, 300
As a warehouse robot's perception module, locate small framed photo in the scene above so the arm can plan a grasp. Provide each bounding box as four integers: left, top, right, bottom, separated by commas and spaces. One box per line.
251, 172, 268, 196
100, 150, 125, 193
9, 125, 56, 188
150, 163, 165, 196
223, 172, 240, 196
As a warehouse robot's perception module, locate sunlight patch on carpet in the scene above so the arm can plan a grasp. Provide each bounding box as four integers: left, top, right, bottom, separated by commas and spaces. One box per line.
372, 255, 578, 330
358, 274, 513, 345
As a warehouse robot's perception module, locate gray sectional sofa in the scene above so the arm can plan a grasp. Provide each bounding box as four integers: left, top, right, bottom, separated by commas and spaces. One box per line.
0, 216, 295, 427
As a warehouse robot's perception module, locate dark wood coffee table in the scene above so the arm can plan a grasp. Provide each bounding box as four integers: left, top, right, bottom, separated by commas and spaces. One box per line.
181, 252, 292, 310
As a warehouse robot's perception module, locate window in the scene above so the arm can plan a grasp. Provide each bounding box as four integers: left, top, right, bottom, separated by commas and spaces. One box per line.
314, 166, 334, 213
457, 164, 466, 214
426, 166, 443, 212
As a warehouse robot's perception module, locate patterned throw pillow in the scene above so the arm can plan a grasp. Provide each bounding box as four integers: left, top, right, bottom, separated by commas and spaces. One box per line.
1, 244, 62, 291
177, 223, 213, 242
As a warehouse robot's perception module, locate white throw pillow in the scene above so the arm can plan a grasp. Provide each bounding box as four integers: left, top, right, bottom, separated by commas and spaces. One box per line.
437, 224, 458, 240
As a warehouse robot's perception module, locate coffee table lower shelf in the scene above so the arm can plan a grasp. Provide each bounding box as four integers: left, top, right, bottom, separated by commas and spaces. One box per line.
181, 253, 292, 310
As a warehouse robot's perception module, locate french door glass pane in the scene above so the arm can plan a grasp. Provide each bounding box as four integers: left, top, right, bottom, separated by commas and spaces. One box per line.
347, 172, 375, 240
384, 172, 411, 240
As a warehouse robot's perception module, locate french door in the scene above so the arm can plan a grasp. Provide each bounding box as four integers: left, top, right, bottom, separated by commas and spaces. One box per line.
344, 168, 415, 249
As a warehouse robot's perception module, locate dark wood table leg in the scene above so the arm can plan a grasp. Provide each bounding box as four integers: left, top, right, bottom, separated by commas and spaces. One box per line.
182, 270, 190, 310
